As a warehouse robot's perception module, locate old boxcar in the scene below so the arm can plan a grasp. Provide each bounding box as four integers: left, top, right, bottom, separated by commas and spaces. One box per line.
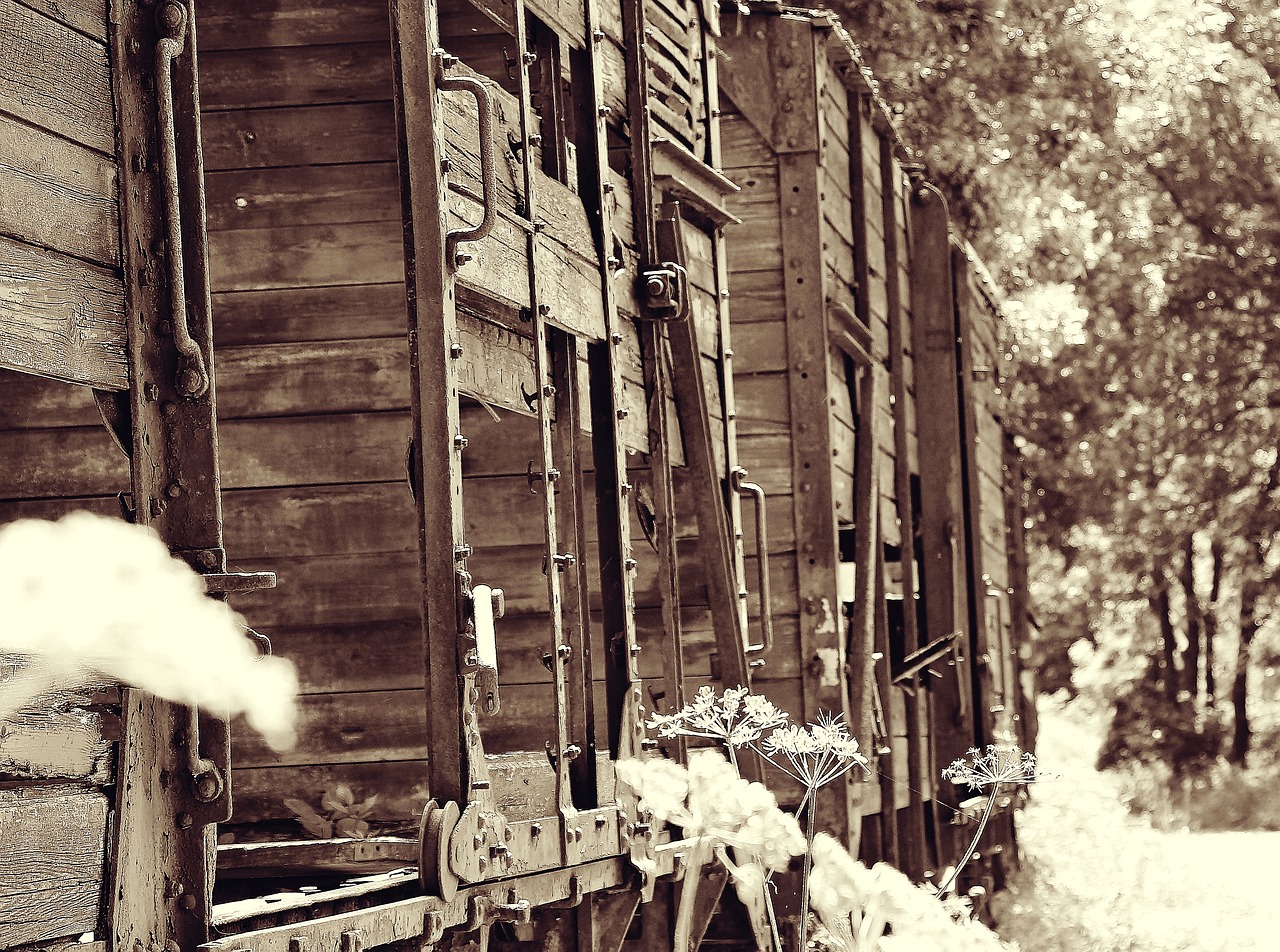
0, 0, 1030, 948
716, 2, 1034, 894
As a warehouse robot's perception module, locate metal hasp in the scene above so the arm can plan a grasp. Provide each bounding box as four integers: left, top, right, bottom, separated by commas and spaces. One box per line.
638, 210, 691, 323
730, 467, 774, 657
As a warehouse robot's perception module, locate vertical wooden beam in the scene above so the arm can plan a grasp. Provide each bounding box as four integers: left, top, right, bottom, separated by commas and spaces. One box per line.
766, 19, 850, 842
582, 0, 644, 763
109, 1, 223, 947
882, 148, 928, 881
553, 331, 602, 804
645, 323, 687, 765
952, 253, 993, 751
668, 290, 756, 713
389, 0, 466, 804
908, 184, 970, 866
845, 362, 881, 862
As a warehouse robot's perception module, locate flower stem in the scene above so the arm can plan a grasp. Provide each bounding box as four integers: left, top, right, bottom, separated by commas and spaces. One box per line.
675, 838, 712, 952
934, 782, 1000, 898
798, 786, 818, 952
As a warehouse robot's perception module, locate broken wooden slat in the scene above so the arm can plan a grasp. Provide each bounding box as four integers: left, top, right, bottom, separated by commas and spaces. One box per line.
0, 688, 114, 785
216, 837, 418, 879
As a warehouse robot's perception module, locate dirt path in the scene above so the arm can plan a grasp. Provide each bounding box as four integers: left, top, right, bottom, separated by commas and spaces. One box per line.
990, 702, 1280, 951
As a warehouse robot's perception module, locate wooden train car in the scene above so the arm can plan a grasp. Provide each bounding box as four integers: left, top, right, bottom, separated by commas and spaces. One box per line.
0, 0, 1031, 949
715, 2, 1034, 893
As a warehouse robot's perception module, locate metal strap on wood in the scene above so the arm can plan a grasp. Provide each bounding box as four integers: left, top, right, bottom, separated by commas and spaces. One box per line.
110, 1, 229, 945
510, 0, 590, 862
388, 0, 468, 813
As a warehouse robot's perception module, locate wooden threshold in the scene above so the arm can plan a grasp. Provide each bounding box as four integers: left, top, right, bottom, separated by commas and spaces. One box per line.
217, 837, 418, 879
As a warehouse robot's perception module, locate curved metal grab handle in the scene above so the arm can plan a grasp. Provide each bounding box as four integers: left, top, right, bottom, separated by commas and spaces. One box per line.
731, 466, 774, 655
438, 64, 497, 269
154, 1, 208, 398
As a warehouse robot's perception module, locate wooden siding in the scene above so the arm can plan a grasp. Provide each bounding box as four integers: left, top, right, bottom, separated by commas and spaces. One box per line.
0, 0, 126, 389
0, 784, 108, 947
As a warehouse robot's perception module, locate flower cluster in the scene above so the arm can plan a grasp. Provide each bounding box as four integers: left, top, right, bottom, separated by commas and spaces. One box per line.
618, 749, 805, 871
760, 712, 870, 802
943, 745, 1039, 791
808, 833, 1014, 952
647, 684, 789, 748
616, 749, 805, 952
0, 513, 298, 750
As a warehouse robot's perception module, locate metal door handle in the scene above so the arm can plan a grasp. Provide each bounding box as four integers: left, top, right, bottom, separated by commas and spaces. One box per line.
731, 467, 774, 655
472, 584, 504, 715
438, 57, 497, 269
154, 1, 208, 398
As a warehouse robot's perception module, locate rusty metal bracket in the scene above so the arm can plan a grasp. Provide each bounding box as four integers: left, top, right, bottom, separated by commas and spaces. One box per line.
466, 894, 532, 952
637, 205, 691, 322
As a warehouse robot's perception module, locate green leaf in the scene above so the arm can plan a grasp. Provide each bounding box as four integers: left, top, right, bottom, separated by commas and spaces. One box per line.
284, 798, 333, 839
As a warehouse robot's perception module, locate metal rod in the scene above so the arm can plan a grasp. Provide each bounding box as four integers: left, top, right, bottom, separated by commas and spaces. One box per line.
730, 467, 774, 655
153, 1, 207, 398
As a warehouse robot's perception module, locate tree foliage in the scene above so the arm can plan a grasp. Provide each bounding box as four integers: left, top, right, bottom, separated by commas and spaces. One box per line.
836, 0, 1280, 773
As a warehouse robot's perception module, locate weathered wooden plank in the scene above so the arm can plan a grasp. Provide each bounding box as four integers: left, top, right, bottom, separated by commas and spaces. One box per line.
204, 162, 400, 232
207, 220, 405, 292
733, 373, 790, 435
200, 42, 393, 112
229, 751, 616, 826
214, 338, 409, 418
0, 676, 114, 784
218, 413, 408, 488
0, 784, 107, 947
198, 0, 388, 50
230, 760, 428, 825
731, 321, 786, 374
232, 683, 597, 768
213, 283, 406, 346
0, 0, 112, 154
724, 268, 784, 324
201, 103, 398, 171
0, 236, 126, 389
0, 367, 100, 429
0, 113, 119, 267
16, 0, 107, 41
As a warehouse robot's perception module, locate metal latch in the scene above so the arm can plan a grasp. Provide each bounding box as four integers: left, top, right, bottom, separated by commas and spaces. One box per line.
638, 202, 690, 322
470, 584, 504, 716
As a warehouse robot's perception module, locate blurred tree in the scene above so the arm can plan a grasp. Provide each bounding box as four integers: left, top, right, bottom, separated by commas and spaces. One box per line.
836, 0, 1280, 771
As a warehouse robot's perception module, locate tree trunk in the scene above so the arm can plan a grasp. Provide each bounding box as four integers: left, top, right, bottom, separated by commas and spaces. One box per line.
1205, 537, 1223, 705
1230, 573, 1260, 766
1228, 456, 1280, 766
1179, 533, 1202, 707
1154, 580, 1179, 703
